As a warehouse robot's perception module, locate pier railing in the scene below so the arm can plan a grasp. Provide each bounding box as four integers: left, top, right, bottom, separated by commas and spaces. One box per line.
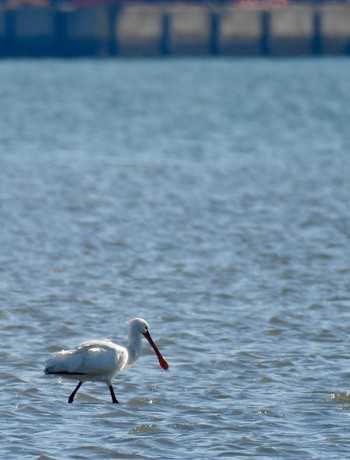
0, 2, 350, 57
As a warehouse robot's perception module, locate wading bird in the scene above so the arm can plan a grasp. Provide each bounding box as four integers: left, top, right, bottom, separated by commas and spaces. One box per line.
44, 318, 169, 404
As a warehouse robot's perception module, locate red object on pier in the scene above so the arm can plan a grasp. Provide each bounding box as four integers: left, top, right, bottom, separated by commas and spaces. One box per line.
65, 0, 133, 7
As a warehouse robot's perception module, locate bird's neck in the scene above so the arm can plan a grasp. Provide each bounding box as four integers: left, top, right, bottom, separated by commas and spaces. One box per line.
126, 331, 142, 366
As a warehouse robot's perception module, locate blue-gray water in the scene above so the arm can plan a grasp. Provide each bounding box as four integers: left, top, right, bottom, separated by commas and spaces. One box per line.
1, 57, 350, 459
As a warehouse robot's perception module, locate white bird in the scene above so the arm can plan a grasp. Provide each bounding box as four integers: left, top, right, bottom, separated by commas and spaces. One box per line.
44, 318, 169, 404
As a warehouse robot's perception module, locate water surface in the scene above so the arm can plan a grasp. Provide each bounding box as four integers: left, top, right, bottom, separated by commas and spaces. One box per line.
1, 57, 350, 459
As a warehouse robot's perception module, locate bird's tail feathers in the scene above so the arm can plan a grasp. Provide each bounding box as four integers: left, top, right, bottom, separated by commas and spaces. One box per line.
44, 349, 82, 375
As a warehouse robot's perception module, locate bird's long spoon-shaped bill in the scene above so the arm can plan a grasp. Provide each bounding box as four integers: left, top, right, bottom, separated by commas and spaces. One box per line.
143, 330, 169, 370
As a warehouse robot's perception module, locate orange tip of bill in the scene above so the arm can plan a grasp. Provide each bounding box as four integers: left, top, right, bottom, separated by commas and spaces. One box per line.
159, 356, 169, 370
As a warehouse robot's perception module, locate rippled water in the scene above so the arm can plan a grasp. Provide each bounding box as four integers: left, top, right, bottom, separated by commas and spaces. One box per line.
1, 57, 350, 459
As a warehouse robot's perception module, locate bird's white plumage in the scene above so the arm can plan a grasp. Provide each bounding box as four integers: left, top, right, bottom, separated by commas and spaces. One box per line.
45, 339, 129, 383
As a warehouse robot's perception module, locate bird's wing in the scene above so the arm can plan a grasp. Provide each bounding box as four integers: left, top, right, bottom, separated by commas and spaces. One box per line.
45, 340, 128, 376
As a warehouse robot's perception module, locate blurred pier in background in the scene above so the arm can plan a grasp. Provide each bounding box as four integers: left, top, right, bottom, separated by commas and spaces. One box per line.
0, 1, 350, 57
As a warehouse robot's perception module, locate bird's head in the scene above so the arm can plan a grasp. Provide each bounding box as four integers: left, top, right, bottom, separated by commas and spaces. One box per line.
127, 317, 169, 371
127, 317, 149, 335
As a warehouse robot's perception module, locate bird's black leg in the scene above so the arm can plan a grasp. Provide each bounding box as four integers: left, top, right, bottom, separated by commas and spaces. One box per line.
68, 381, 83, 404
109, 385, 119, 404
